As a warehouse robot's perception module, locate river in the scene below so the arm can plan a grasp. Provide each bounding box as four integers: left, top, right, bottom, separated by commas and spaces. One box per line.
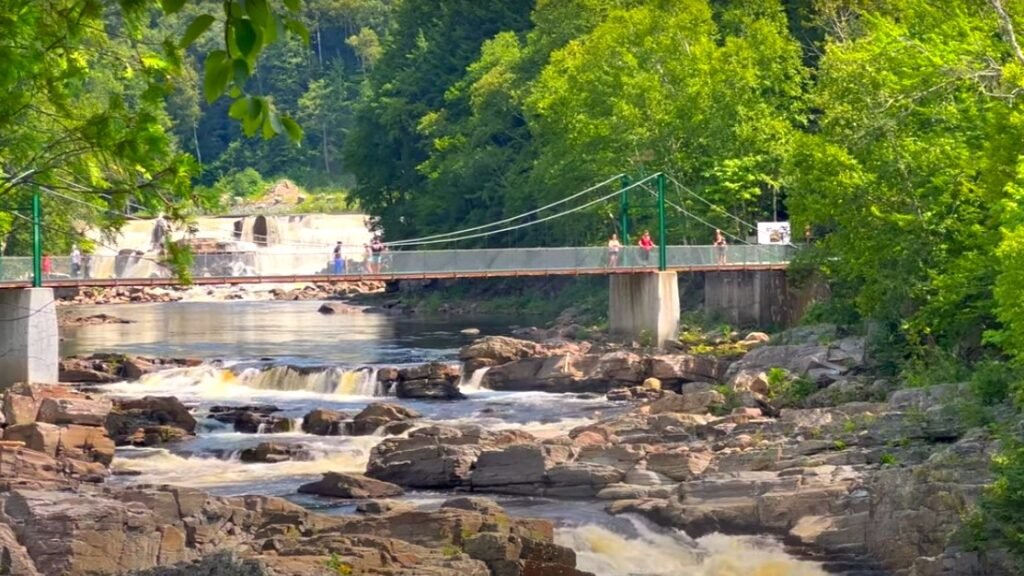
63, 300, 833, 576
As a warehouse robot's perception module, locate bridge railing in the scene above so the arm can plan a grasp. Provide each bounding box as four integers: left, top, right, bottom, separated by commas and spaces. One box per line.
0, 245, 795, 283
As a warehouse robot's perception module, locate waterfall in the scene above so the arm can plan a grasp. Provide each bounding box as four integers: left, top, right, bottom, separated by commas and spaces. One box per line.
335, 368, 380, 397
458, 367, 490, 392
232, 365, 382, 396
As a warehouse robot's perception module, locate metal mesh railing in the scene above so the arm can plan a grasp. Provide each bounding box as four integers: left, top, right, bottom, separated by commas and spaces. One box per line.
0, 245, 795, 283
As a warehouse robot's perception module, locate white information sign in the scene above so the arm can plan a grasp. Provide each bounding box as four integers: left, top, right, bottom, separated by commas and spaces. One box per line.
757, 221, 791, 245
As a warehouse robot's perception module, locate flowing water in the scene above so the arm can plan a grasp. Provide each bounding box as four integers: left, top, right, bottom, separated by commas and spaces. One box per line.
63, 300, 835, 576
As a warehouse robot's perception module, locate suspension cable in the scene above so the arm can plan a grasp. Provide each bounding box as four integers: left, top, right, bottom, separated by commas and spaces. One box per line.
663, 173, 758, 233
394, 174, 658, 248
385, 173, 626, 247
37, 186, 147, 221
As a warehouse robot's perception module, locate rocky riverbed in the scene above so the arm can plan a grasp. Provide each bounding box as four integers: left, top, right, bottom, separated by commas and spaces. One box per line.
58, 281, 385, 306
5, 319, 1012, 574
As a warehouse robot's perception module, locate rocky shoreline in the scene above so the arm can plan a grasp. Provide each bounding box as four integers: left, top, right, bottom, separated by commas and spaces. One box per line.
57, 281, 385, 306
0, 383, 588, 576
10, 325, 1014, 575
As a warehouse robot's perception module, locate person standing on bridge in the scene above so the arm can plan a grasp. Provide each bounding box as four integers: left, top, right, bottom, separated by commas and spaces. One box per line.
332, 241, 345, 275
70, 245, 82, 278
607, 233, 622, 268
42, 253, 53, 279
714, 229, 728, 265
369, 237, 384, 274
638, 231, 655, 266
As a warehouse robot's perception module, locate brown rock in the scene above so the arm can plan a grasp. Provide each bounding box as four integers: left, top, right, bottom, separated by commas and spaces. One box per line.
646, 390, 725, 415
239, 442, 312, 464
4, 422, 114, 466
459, 337, 540, 365
301, 408, 350, 436
113, 396, 196, 432
350, 402, 421, 436
647, 449, 713, 481
36, 396, 112, 427
298, 472, 404, 499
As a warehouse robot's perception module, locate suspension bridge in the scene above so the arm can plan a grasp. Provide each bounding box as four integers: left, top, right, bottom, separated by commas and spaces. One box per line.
0, 172, 799, 386
0, 173, 793, 288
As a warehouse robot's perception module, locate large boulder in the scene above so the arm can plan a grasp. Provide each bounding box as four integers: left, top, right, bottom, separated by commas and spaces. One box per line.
106, 396, 196, 446
3, 383, 111, 428
297, 472, 404, 499
3, 422, 115, 466
209, 405, 292, 434
36, 396, 112, 427
645, 389, 726, 415
395, 379, 464, 400
647, 354, 730, 384
300, 408, 350, 436
350, 403, 421, 436
393, 363, 464, 400
239, 442, 312, 464
364, 426, 525, 488
0, 446, 105, 491
459, 336, 540, 369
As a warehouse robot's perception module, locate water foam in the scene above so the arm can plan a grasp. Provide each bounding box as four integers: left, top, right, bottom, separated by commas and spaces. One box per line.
102, 363, 385, 401
557, 516, 826, 576
112, 436, 379, 489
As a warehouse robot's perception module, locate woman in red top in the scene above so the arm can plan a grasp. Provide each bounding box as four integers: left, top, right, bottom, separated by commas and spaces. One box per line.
42, 254, 53, 278
638, 230, 655, 265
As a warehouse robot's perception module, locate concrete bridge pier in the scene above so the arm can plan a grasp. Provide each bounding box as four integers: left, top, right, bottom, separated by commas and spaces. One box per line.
609, 272, 680, 347
0, 288, 58, 388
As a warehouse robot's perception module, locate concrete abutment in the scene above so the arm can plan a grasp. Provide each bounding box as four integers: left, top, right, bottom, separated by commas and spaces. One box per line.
0, 288, 58, 388
609, 272, 680, 347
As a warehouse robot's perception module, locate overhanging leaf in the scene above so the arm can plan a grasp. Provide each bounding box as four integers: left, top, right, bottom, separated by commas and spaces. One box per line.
245, 0, 271, 30
232, 58, 250, 89
180, 14, 215, 48
228, 97, 249, 120
160, 0, 186, 14
202, 50, 229, 103
280, 116, 303, 143
234, 19, 260, 58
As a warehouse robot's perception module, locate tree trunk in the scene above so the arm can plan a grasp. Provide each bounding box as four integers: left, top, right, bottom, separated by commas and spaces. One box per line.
322, 120, 330, 175
192, 122, 202, 166
316, 24, 323, 66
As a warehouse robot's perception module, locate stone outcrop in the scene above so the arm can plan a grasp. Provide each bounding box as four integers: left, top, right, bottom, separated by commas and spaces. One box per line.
350, 403, 421, 436
300, 408, 350, 436
239, 442, 312, 464
58, 354, 199, 384
380, 362, 464, 400
316, 302, 363, 315
459, 336, 751, 395
297, 472, 404, 499
0, 482, 586, 576
106, 396, 196, 446
209, 405, 293, 434
1, 384, 115, 469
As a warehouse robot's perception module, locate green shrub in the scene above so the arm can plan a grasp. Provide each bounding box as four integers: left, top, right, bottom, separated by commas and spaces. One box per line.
902, 348, 970, 389
880, 453, 898, 466
969, 361, 1021, 406
325, 554, 353, 575
216, 167, 268, 199
971, 438, 1024, 568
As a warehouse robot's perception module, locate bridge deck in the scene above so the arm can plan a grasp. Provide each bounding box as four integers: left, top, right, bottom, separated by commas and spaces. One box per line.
0, 245, 793, 289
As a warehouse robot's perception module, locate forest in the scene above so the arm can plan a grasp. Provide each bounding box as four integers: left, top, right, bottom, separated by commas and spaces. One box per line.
5, 0, 1024, 561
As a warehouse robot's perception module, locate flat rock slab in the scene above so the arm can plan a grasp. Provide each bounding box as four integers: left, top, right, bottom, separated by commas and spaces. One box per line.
298, 472, 404, 499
